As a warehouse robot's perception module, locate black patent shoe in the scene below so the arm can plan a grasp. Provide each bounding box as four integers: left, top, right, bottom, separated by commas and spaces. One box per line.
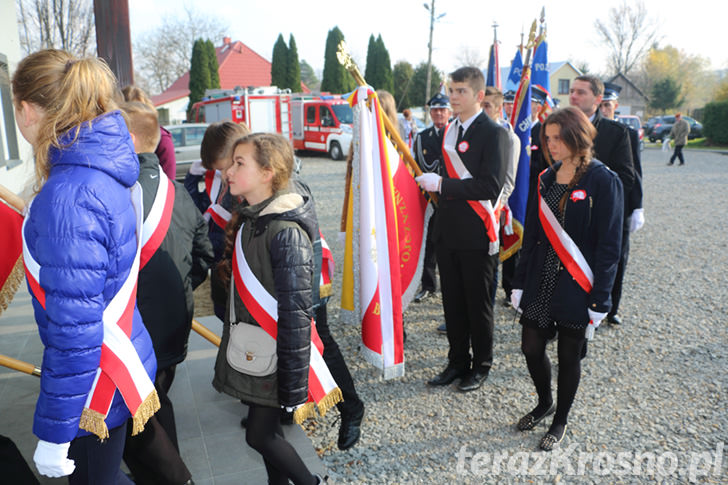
414, 289, 433, 302
427, 365, 467, 386
607, 314, 622, 325
338, 404, 365, 450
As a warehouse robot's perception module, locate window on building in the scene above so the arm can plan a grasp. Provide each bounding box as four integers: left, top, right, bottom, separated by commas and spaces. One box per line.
558, 79, 570, 95
0, 53, 21, 169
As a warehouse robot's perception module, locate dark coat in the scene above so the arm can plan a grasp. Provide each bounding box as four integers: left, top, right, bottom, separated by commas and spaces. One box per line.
592, 110, 635, 212
136, 153, 214, 370
626, 126, 643, 211
513, 160, 624, 323
213, 189, 315, 408
413, 124, 445, 175
434, 112, 509, 250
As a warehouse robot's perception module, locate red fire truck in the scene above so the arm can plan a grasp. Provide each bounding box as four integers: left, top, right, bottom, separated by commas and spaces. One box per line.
190, 87, 292, 139
291, 95, 353, 160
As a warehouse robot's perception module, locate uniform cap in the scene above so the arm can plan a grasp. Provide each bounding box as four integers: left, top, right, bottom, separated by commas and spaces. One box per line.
603, 82, 622, 101
427, 92, 451, 109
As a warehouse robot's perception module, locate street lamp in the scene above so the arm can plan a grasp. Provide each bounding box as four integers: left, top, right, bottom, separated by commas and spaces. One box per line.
423, 0, 445, 123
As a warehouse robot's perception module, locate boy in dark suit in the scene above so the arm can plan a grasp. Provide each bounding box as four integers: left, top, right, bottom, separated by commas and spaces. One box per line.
416, 67, 509, 392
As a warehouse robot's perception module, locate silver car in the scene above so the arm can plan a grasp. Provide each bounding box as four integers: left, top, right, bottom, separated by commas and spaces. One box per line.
165, 123, 209, 180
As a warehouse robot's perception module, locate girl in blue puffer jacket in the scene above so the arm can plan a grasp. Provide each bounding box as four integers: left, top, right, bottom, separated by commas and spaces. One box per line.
14, 49, 158, 483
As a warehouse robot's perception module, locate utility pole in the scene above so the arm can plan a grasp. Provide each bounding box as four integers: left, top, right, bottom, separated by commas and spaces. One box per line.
94, 0, 133, 87
423, 0, 444, 123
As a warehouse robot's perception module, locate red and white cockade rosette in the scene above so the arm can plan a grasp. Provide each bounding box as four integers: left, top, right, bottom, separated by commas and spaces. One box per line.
23, 185, 159, 439
441, 121, 501, 255
232, 224, 342, 423
140, 164, 175, 268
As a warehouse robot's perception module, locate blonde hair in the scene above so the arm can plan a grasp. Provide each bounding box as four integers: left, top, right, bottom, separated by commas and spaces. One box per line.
121, 85, 155, 109
121, 101, 161, 153
12, 49, 120, 186
231, 133, 294, 193
376, 90, 398, 126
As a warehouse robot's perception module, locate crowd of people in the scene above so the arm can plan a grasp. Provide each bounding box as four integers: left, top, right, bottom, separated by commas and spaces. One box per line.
2, 46, 644, 483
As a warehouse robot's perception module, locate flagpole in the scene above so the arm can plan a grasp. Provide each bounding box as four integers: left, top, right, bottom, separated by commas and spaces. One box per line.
336, 41, 438, 205
0, 185, 25, 215
191, 319, 221, 347
0, 354, 41, 377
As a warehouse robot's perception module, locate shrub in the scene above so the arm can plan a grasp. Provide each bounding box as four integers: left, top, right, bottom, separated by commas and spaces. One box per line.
703, 101, 728, 145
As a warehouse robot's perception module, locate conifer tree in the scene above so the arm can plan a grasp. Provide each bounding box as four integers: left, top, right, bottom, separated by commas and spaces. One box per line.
287, 34, 301, 92
376, 35, 393, 94
205, 39, 220, 89
271, 34, 289, 89
365, 34, 378, 86
321, 26, 355, 93
188, 38, 211, 116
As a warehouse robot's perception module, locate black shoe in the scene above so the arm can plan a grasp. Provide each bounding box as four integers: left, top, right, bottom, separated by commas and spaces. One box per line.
607, 314, 622, 325
679, 162, 685, 165
338, 404, 364, 450
414, 289, 433, 302
517, 403, 555, 431
457, 366, 490, 392
436, 322, 447, 334
540, 424, 567, 451
667, 162, 673, 165
427, 365, 467, 386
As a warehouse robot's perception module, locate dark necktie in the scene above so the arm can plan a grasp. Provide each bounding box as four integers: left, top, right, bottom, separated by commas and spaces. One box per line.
456, 124, 464, 145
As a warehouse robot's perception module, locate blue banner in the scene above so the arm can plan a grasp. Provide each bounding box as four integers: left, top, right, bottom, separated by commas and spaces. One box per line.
505, 50, 523, 94
531, 37, 550, 96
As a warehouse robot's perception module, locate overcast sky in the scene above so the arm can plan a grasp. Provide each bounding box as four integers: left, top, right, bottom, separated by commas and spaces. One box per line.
128, 0, 725, 77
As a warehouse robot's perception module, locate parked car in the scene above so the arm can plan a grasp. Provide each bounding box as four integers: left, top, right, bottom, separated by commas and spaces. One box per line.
646, 115, 703, 142
616, 115, 644, 151
165, 123, 209, 180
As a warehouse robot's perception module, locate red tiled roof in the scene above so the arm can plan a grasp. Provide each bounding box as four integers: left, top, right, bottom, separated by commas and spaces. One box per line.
151, 39, 272, 107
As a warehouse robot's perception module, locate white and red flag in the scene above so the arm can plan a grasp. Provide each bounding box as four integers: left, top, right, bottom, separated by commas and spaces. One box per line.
340, 86, 429, 379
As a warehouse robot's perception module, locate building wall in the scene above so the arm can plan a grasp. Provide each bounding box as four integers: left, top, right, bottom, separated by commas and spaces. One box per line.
550, 64, 582, 107
158, 97, 191, 126
0, 2, 34, 196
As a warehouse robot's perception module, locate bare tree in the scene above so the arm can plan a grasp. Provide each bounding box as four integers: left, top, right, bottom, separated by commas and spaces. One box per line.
133, 6, 229, 94
456, 45, 486, 69
594, 0, 661, 76
16, 0, 95, 57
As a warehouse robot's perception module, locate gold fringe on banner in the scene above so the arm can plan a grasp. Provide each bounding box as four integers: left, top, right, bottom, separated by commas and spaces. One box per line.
319, 283, 333, 299
292, 387, 344, 425
0, 257, 24, 315
79, 408, 110, 440
131, 390, 161, 436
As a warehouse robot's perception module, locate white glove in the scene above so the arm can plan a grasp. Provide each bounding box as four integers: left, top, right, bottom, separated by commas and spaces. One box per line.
33, 440, 75, 478
629, 208, 644, 233
510, 289, 523, 311
585, 309, 608, 340
415, 173, 442, 193
284, 403, 305, 412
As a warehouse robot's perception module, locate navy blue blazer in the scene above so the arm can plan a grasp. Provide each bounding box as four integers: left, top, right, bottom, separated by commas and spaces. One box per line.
513, 160, 624, 323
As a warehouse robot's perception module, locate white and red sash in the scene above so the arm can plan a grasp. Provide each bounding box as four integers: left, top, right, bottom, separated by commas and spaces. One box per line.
232, 224, 342, 422
22, 185, 159, 439
537, 172, 594, 293
140, 165, 175, 268
201, 168, 231, 229
319, 230, 334, 297
441, 120, 501, 255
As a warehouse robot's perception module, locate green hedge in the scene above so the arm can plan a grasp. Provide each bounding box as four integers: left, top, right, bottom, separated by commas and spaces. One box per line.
703, 101, 728, 144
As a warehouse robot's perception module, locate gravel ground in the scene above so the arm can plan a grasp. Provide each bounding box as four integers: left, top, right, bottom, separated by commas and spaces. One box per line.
196, 148, 728, 484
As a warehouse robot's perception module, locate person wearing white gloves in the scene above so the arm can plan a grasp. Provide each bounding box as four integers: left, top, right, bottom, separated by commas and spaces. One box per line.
511, 107, 623, 451
14, 50, 158, 483
599, 83, 645, 325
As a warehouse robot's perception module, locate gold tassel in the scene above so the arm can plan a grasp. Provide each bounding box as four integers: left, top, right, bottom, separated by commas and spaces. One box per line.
131, 390, 161, 435
293, 402, 316, 425
316, 387, 343, 417
0, 257, 24, 314
79, 408, 109, 440
319, 283, 333, 299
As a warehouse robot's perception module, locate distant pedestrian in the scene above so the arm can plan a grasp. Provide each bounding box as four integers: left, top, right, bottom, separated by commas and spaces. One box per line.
668, 113, 690, 166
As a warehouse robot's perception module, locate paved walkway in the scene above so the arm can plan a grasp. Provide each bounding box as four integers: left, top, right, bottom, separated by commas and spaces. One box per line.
0, 283, 325, 484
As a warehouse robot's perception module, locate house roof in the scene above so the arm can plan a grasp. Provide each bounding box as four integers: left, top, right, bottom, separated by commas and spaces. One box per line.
151, 38, 272, 107
607, 73, 648, 101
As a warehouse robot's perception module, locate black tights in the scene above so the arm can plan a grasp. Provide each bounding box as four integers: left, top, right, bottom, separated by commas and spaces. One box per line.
521, 324, 586, 434
245, 404, 316, 485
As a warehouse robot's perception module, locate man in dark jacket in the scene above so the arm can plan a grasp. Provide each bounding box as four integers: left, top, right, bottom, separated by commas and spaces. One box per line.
123, 101, 214, 485
569, 75, 635, 325
416, 67, 509, 392
412, 91, 452, 309
599, 83, 645, 325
